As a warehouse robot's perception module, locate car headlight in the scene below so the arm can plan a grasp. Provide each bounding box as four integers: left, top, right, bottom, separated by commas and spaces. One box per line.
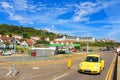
79, 63, 82, 67
94, 65, 99, 69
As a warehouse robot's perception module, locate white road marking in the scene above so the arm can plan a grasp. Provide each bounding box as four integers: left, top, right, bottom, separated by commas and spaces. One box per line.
52, 73, 68, 80
29, 73, 50, 78
32, 67, 40, 70
32, 65, 60, 70
1, 67, 12, 76
6, 68, 12, 76
46, 65, 60, 68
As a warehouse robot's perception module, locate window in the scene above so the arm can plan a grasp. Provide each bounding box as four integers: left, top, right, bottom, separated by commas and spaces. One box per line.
85, 56, 99, 62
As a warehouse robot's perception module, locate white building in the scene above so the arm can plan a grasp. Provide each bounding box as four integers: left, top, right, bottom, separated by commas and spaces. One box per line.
30, 36, 40, 40
45, 37, 50, 41
13, 35, 23, 39
0, 39, 3, 43
21, 41, 28, 46
54, 35, 95, 43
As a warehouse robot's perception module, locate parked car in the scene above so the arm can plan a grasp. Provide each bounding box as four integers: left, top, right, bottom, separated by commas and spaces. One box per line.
79, 54, 104, 74
2, 51, 12, 56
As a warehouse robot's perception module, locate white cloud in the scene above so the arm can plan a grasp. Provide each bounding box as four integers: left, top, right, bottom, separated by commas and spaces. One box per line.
42, 25, 57, 33
0, 2, 13, 9
72, 0, 120, 22
73, 16, 89, 22
12, 0, 28, 11
9, 14, 24, 21
72, 1, 100, 22
9, 13, 33, 24
101, 25, 112, 29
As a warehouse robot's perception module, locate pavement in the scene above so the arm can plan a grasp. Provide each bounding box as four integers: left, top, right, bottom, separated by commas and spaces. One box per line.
117, 55, 120, 80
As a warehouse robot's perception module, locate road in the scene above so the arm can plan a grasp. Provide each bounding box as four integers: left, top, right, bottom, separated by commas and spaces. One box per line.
0, 51, 116, 80
0, 66, 13, 80
0, 55, 63, 62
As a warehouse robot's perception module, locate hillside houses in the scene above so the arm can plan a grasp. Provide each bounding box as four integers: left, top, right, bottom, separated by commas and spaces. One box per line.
0, 34, 115, 47
21, 39, 36, 46
0, 34, 50, 46
0, 35, 34, 46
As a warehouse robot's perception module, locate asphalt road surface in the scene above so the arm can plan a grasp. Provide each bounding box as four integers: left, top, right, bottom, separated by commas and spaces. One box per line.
0, 55, 63, 62
0, 51, 116, 80
0, 66, 13, 80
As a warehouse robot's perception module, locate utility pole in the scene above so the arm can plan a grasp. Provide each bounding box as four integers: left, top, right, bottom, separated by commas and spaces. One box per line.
87, 43, 89, 53
12, 38, 18, 76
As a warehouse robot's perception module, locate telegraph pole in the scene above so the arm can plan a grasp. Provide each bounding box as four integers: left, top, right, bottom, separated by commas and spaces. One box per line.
87, 43, 89, 53
12, 38, 18, 76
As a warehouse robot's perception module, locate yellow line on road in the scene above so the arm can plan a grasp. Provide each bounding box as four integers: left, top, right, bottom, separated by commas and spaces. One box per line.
105, 54, 116, 80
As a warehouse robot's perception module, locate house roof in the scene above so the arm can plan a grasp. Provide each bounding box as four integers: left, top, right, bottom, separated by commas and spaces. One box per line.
25, 39, 34, 46
0, 36, 14, 42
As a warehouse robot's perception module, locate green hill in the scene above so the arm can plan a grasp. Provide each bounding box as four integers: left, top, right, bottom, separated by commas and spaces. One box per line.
0, 24, 57, 40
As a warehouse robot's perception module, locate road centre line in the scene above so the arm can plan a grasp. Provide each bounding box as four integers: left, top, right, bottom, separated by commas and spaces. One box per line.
105, 54, 116, 80
52, 73, 68, 80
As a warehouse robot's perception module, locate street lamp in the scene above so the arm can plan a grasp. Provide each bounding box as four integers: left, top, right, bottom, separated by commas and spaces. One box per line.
87, 43, 89, 53
66, 42, 70, 53
12, 38, 18, 76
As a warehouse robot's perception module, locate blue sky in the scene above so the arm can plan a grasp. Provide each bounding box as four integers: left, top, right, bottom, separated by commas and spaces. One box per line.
0, 0, 120, 42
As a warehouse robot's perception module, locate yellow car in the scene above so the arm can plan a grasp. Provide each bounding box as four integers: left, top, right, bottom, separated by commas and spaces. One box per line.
79, 54, 104, 74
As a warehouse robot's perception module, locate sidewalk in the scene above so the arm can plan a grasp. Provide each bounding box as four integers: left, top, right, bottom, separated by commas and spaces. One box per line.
117, 56, 120, 80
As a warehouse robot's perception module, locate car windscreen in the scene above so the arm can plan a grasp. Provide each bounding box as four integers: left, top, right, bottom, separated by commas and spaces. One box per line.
85, 56, 99, 62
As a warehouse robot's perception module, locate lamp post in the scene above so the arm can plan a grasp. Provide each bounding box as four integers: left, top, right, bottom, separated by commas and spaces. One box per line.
22, 44, 26, 65
66, 42, 69, 54
12, 38, 17, 76
87, 43, 89, 53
